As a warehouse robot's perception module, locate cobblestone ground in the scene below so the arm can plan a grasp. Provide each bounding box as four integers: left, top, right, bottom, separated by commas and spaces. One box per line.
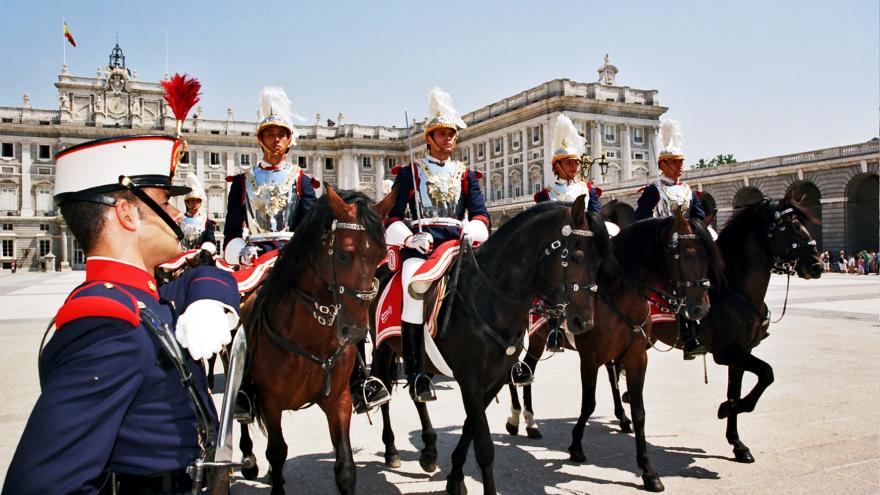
1, 271, 877, 494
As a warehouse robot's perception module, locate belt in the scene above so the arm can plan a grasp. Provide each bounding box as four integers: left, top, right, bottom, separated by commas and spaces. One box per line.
104, 469, 193, 495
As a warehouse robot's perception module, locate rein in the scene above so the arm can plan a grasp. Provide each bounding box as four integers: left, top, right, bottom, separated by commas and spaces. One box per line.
258, 218, 380, 409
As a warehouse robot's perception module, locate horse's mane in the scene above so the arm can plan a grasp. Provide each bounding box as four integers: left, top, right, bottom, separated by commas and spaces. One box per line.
479, 201, 617, 282
609, 216, 724, 288
717, 197, 817, 270
260, 190, 385, 307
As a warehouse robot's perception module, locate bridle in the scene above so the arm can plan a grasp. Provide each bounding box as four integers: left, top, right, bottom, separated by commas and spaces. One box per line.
651, 227, 712, 318
261, 217, 381, 409
767, 207, 816, 275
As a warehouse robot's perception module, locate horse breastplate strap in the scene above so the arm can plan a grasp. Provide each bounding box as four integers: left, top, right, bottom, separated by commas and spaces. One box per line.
181, 214, 207, 248
548, 180, 590, 202
245, 165, 300, 234
415, 158, 465, 219
656, 181, 692, 217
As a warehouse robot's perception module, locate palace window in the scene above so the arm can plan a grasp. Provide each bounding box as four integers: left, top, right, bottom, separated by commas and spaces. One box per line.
2, 224, 11, 231
39, 224, 49, 231
477, 144, 485, 159
604, 125, 616, 142
362, 156, 372, 170
633, 128, 644, 144
511, 134, 520, 150
386, 157, 396, 170
240, 154, 251, 167
0, 186, 16, 211
209, 152, 221, 167
179, 151, 190, 165
38, 145, 51, 160
39, 239, 51, 257
633, 152, 645, 160
36, 189, 53, 213
1, 240, 13, 258
1, 143, 13, 159
324, 157, 334, 171
532, 182, 542, 194
606, 150, 617, 158
298, 156, 308, 169
531, 125, 541, 144
494, 138, 502, 154
208, 189, 225, 219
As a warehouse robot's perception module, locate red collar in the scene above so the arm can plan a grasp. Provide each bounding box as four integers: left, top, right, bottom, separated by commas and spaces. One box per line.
85, 257, 159, 300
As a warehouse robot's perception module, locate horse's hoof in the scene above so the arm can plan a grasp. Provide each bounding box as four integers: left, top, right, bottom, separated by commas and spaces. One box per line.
525, 426, 543, 439
622, 391, 630, 403
385, 453, 401, 468
446, 478, 467, 495
240, 454, 258, 480
642, 474, 665, 492
505, 421, 519, 436
568, 447, 586, 464
619, 420, 633, 434
419, 452, 438, 472
733, 448, 755, 463
718, 400, 733, 419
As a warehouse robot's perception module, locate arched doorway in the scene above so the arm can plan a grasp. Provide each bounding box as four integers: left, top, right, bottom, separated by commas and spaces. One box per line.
733, 186, 764, 207
845, 173, 879, 253
697, 192, 718, 228
786, 181, 823, 250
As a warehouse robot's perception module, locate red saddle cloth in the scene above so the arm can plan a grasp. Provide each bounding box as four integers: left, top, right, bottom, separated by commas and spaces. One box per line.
375, 240, 460, 347
648, 288, 678, 325
229, 250, 279, 294
158, 249, 201, 271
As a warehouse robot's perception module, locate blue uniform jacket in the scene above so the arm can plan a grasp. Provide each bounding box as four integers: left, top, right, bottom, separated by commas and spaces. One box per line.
223, 168, 317, 248
388, 162, 490, 258
3, 258, 240, 495
633, 184, 705, 222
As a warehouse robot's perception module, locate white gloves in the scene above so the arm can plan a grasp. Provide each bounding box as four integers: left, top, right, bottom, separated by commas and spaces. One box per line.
176, 300, 234, 361
404, 232, 434, 254
462, 220, 489, 247
239, 245, 259, 267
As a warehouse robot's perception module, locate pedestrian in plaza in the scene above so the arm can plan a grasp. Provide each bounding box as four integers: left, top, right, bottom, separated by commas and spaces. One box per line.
837, 250, 846, 272
3, 76, 241, 495
821, 251, 830, 272
10, 260, 16, 274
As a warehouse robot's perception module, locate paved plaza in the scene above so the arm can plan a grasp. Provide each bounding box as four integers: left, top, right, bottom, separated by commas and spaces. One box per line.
0, 271, 877, 494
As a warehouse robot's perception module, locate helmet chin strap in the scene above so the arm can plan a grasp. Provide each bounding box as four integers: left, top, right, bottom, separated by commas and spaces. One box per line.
119, 176, 185, 241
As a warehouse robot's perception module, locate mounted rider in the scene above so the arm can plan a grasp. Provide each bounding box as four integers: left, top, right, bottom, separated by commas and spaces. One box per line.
385, 87, 491, 401
223, 86, 317, 265
180, 172, 216, 250
633, 119, 707, 359
533, 114, 603, 354
3, 75, 241, 494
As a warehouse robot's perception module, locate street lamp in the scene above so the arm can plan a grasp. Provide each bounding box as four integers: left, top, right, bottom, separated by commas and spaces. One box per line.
579, 152, 609, 181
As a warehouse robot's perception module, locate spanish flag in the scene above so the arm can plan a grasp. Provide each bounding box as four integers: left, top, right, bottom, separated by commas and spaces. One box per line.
63, 22, 76, 47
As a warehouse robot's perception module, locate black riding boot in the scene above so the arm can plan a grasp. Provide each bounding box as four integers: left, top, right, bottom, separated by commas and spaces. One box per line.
402, 322, 436, 402
545, 317, 564, 353
679, 318, 706, 360
349, 349, 391, 414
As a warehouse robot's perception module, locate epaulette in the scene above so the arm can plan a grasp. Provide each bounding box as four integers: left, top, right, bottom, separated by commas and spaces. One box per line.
472, 169, 484, 180
694, 190, 703, 198
390, 164, 404, 176
594, 187, 603, 198
533, 189, 547, 203
225, 175, 235, 182
55, 282, 140, 328
310, 177, 321, 189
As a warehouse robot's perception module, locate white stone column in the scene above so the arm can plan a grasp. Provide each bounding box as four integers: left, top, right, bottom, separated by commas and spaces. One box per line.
591, 122, 603, 182
225, 151, 235, 196
621, 125, 632, 181
59, 229, 70, 271
520, 128, 528, 196
340, 150, 357, 190
20, 142, 33, 217
311, 152, 323, 196
194, 148, 205, 189
542, 121, 552, 186
483, 140, 492, 202
647, 126, 660, 178
501, 135, 509, 199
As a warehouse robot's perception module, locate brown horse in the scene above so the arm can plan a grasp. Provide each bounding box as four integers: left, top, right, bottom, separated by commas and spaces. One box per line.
236, 187, 394, 495
643, 194, 822, 464
508, 207, 723, 492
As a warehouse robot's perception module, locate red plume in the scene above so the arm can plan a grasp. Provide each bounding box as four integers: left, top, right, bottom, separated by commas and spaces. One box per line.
161, 73, 201, 123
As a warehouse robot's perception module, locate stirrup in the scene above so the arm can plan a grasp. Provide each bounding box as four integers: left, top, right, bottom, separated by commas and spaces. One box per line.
546, 329, 565, 353
409, 373, 436, 402
510, 361, 535, 387
682, 340, 706, 361
233, 392, 254, 424
353, 377, 391, 414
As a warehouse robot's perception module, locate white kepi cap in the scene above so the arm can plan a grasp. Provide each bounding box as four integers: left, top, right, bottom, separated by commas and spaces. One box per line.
54, 135, 189, 205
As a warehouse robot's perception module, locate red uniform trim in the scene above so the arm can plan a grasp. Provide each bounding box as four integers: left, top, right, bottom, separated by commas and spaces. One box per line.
470, 214, 490, 228
55, 295, 140, 328
192, 276, 232, 288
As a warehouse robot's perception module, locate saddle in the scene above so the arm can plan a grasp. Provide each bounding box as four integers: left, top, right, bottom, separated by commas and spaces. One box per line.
375, 240, 460, 349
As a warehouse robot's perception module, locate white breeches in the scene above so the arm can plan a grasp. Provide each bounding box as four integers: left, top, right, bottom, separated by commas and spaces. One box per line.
401, 257, 426, 324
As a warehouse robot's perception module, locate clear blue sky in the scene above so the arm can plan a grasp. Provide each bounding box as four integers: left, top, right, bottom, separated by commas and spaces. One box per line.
2, 0, 877, 164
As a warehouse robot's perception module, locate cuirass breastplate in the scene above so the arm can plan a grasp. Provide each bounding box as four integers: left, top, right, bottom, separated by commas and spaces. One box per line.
655, 181, 692, 218
244, 165, 300, 234
414, 158, 465, 220
181, 214, 207, 249
547, 180, 590, 202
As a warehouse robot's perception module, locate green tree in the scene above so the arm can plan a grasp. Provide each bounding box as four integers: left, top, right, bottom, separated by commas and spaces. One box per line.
692, 154, 736, 169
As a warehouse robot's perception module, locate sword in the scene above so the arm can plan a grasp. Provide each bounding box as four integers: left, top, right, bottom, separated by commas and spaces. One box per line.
404, 110, 424, 233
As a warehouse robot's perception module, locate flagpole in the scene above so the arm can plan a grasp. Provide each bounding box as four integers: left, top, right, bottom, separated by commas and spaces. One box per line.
62, 18, 66, 69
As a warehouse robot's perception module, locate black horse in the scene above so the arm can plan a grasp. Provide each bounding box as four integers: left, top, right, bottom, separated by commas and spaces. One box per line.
369, 197, 614, 494
507, 206, 723, 492
645, 194, 822, 464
